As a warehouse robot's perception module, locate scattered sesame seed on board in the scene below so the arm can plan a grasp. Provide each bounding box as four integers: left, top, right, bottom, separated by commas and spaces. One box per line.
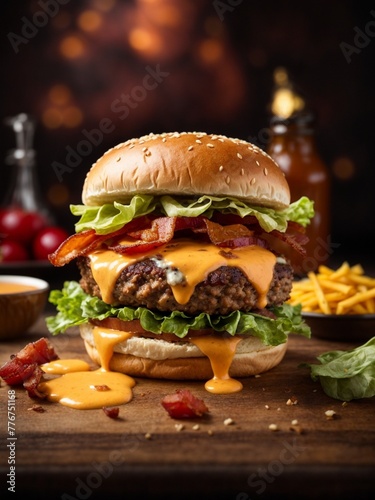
325, 410, 337, 420
224, 418, 234, 426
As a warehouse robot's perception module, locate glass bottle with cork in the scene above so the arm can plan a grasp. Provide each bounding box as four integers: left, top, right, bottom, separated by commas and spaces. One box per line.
266, 68, 331, 276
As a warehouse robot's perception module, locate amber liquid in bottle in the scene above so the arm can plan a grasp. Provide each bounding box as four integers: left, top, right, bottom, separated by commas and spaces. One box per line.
267, 116, 331, 276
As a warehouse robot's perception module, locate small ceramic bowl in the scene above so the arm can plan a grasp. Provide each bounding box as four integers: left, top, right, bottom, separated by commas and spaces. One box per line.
302, 311, 375, 343
0, 275, 49, 340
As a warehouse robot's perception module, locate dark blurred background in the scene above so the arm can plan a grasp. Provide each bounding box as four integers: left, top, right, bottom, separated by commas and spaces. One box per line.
1, 0, 374, 266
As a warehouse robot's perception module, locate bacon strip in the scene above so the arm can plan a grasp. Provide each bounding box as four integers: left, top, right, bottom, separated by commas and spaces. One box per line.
48, 213, 308, 266
48, 216, 151, 266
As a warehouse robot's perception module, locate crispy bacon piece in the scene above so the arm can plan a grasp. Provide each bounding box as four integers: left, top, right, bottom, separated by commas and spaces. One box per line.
203, 219, 268, 248
102, 406, 120, 419
0, 338, 58, 386
270, 229, 308, 256
161, 389, 209, 419
48, 216, 151, 266
111, 217, 177, 254
23, 366, 46, 399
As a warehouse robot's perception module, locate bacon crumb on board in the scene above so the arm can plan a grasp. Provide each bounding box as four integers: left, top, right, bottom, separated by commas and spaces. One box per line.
161, 389, 209, 419
102, 406, 120, 419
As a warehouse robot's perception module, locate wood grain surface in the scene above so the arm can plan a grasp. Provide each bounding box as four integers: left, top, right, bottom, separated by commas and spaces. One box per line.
0, 315, 374, 499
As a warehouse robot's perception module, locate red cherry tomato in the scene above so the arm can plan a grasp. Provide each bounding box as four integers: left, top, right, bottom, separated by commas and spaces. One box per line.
32, 226, 69, 261
0, 239, 29, 262
0, 209, 46, 244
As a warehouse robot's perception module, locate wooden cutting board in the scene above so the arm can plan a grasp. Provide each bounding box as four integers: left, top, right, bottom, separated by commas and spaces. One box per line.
0, 315, 374, 499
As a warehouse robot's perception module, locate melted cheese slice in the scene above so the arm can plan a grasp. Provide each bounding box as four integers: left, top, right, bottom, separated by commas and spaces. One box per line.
38, 328, 135, 410
89, 238, 276, 307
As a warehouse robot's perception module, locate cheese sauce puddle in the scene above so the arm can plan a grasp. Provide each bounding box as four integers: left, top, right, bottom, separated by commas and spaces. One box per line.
38, 328, 135, 409
191, 335, 244, 394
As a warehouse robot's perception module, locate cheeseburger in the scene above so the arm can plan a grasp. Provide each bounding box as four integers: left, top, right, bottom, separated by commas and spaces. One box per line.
47, 131, 312, 392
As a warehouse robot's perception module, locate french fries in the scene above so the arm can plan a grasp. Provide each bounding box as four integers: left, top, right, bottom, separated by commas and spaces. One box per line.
288, 262, 375, 315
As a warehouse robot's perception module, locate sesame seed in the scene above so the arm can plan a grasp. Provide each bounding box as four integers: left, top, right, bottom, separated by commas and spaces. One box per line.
224, 418, 234, 426
219, 165, 224, 172
255, 160, 260, 166
225, 175, 231, 184
162, 138, 167, 142
241, 168, 245, 175
325, 410, 336, 420
116, 157, 121, 162
139, 140, 145, 144
188, 145, 194, 151
192, 424, 200, 431
211, 135, 218, 140
144, 433, 152, 440
291, 419, 299, 426
207, 143, 214, 148
207, 430, 214, 436
175, 423, 185, 431
250, 177, 256, 185
142, 147, 148, 152
263, 167, 268, 176
129, 144, 135, 149
218, 138, 225, 142
196, 139, 202, 144
269, 424, 279, 432
265, 405, 270, 410
237, 153, 243, 159
286, 397, 298, 406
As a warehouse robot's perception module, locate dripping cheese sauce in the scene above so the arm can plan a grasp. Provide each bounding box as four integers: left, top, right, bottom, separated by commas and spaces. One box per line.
38, 238, 277, 405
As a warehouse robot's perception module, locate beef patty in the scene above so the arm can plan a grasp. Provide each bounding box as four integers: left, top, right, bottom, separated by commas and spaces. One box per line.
77, 256, 293, 316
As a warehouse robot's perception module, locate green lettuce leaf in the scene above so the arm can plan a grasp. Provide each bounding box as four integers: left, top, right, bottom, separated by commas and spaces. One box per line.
46, 281, 311, 346
303, 338, 375, 401
70, 194, 314, 235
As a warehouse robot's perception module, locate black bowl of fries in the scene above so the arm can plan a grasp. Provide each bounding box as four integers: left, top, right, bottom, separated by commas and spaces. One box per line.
289, 262, 375, 342
300, 311, 375, 342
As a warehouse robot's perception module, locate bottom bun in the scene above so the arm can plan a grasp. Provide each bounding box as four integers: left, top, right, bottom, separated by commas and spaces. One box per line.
80, 323, 288, 380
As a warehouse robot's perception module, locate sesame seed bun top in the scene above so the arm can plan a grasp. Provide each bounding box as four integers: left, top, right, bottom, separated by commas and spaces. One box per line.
81, 131, 290, 209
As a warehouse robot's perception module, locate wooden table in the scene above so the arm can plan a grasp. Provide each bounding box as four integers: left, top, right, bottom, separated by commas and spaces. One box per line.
1, 314, 374, 500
